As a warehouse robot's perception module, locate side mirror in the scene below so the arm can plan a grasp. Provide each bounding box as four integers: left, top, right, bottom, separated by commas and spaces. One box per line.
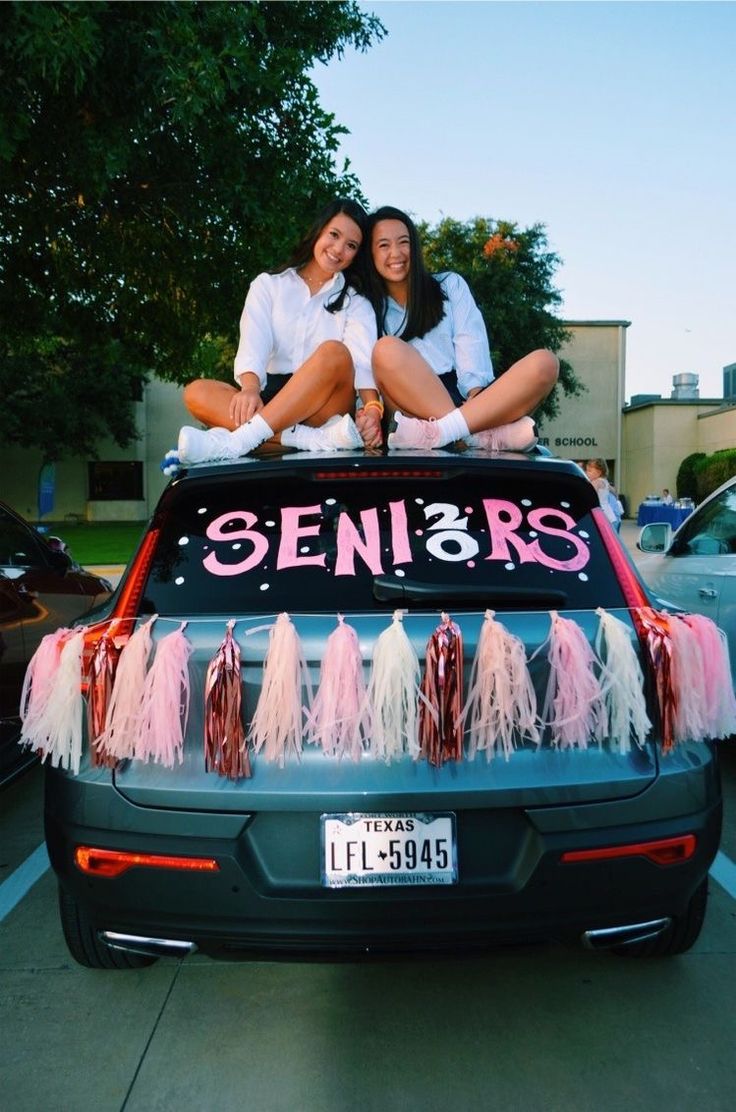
47, 548, 73, 573
638, 522, 672, 553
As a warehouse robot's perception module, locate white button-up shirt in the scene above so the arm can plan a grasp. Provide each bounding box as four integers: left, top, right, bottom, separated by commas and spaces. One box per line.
234, 268, 377, 390
383, 272, 494, 398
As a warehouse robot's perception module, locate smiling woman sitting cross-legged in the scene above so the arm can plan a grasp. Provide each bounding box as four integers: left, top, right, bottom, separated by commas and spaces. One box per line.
164, 199, 383, 472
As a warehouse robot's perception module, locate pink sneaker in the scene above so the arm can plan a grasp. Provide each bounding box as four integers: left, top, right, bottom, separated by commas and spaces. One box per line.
387, 412, 442, 450
466, 416, 537, 453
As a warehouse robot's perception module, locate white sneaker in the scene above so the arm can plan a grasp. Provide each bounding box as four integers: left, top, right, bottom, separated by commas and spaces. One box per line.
308, 414, 363, 451
177, 425, 240, 465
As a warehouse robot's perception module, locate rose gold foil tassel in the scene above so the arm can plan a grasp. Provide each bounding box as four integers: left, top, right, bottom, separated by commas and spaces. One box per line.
87, 625, 122, 768
204, 620, 250, 779
634, 608, 677, 753
419, 612, 464, 767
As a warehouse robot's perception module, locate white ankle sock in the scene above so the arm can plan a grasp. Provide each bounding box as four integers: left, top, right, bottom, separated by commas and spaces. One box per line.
281, 423, 321, 450
436, 408, 470, 446
232, 413, 274, 454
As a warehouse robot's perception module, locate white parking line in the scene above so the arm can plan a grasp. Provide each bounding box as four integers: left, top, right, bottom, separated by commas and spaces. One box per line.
0, 843, 50, 923
1, 843, 736, 925
709, 850, 736, 901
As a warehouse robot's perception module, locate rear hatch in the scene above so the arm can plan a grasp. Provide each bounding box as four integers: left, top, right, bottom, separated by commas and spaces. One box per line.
112, 450, 658, 809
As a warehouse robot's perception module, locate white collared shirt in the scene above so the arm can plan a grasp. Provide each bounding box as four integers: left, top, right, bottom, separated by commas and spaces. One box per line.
382, 272, 494, 397
233, 268, 377, 390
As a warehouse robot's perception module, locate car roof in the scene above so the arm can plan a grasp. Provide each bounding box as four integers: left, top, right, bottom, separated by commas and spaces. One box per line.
168, 445, 585, 482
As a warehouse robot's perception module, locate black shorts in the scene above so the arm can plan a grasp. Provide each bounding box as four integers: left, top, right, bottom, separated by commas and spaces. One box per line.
262, 374, 292, 405
438, 370, 466, 407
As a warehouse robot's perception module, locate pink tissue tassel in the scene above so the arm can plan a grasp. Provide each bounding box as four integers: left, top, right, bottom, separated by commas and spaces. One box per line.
20, 628, 87, 773
308, 615, 371, 761
419, 612, 464, 767
540, 611, 606, 749
682, 613, 736, 739
204, 620, 250, 779
19, 627, 70, 739
248, 613, 312, 768
463, 610, 539, 761
134, 622, 193, 767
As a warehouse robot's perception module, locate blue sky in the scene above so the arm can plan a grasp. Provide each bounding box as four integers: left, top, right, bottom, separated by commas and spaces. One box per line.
312, 0, 735, 401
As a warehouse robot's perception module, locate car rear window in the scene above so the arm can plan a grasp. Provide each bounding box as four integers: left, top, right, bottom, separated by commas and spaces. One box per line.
140, 469, 626, 615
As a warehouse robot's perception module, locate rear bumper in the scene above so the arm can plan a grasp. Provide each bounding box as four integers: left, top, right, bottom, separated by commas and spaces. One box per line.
44, 751, 723, 958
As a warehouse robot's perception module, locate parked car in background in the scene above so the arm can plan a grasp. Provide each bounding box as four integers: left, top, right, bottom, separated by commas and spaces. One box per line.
638, 475, 736, 685
44, 448, 723, 969
0, 501, 112, 787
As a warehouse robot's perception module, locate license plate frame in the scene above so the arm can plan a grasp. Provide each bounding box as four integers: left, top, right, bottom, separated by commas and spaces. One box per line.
321, 811, 458, 889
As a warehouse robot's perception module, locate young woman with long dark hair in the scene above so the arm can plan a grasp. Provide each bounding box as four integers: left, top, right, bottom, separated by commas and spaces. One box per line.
165, 198, 382, 469
362, 205, 558, 451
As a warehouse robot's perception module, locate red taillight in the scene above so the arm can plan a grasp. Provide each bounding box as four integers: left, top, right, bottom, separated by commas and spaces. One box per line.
80, 528, 161, 693
114, 527, 161, 619
74, 846, 220, 878
591, 507, 649, 609
561, 834, 696, 866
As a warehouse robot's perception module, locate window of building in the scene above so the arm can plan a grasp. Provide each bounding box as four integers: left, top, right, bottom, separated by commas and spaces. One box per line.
88, 461, 143, 501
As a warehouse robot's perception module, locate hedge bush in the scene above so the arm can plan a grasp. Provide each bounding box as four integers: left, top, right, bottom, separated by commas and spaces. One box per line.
692, 449, 736, 501
676, 452, 706, 501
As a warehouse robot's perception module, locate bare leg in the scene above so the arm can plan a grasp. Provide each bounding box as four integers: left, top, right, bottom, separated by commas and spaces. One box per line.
184, 379, 240, 430
373, 337, 456, 418
374, 337, 558, 432
184, 341, 356, 435
461, 349, 559, 434
262, 342, 355, 435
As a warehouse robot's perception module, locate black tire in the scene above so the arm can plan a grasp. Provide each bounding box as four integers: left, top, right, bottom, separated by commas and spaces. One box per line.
613, 879, 708, 958
58, 885, 157, 970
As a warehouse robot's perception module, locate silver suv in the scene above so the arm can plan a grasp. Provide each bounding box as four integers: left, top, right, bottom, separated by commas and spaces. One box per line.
44, 448, 722, 967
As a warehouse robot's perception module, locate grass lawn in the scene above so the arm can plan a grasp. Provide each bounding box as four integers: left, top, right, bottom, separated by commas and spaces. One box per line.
44, 521, 147, 566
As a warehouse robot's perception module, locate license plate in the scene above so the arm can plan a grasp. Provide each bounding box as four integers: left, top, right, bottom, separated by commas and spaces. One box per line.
321, 812, 457, 888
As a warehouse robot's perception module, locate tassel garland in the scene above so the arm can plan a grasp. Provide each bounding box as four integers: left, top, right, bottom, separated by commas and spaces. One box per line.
18, 604, 736, 777
307, 615, 370, 760
367, 610, 421, 762
204, 620, 250, 779
464, 610, 539, 761
248, 613, 312, 767
134, 622, 193, 767
419, 613, 464, 766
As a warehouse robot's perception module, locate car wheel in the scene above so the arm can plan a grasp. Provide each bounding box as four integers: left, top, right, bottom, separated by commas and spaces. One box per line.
58, 885, 157, 969
614, 879, 708, 958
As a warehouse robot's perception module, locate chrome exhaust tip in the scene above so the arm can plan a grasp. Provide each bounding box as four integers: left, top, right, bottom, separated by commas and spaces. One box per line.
100, 931, 198, 959
582, 918, 671, 951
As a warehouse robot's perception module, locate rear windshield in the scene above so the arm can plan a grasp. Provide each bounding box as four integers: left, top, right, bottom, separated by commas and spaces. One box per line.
140, 470, 626, 615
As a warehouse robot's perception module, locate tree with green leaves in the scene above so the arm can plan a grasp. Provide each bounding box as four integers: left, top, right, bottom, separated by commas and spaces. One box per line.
0, 0, 384, 459
420, 217, 581, 423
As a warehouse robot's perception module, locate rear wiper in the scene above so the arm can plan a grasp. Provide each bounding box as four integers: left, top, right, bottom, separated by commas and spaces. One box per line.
372, 575, 569, 607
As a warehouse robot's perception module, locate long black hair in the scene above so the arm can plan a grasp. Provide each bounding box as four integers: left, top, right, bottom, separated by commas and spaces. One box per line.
363, 206, 446, 340
271, 198, 368, 313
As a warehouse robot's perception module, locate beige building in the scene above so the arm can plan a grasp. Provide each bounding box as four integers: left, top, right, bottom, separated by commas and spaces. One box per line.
2, 323, 735, 523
